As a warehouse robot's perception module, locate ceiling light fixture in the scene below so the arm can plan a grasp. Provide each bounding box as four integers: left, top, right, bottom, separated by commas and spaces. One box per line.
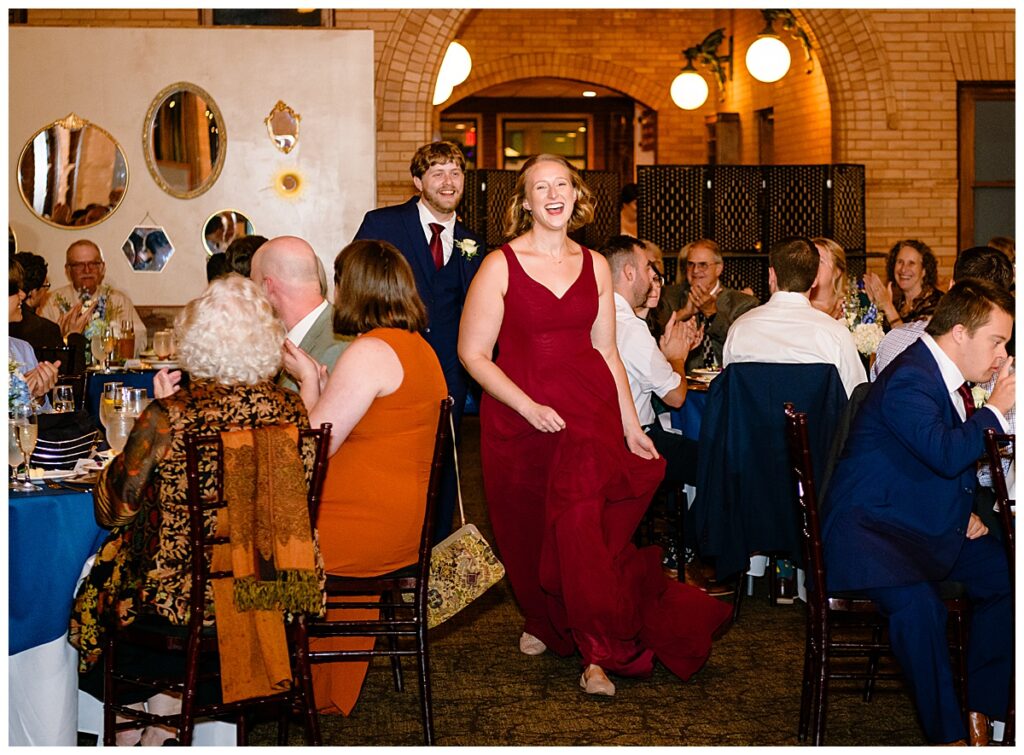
582, 90, 597, 98
670, 28, 732, 111
433, 40, 473, 107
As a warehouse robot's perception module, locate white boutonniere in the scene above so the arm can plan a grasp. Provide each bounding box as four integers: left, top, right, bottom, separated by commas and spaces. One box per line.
456, 238, 480, 260
971, 384, 990, 409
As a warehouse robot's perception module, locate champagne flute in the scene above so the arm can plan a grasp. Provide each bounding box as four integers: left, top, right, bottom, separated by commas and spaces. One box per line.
103, 329, 117, 371
8, 419, 25, 489
11, 406, 38, 490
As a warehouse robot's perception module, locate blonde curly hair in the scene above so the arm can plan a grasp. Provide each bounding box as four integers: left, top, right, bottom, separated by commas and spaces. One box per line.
175, 274, 285, 385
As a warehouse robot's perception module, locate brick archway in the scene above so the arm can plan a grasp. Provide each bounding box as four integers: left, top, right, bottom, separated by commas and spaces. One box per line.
449, 52, 668, 112
799, 8, 900, 158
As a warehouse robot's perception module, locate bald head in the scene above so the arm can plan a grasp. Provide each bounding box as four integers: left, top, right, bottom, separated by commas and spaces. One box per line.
250, 235, 325, 328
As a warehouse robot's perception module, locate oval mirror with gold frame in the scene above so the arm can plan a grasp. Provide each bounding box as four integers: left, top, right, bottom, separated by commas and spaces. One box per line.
203, 209, 254, 257
17, 112, 129, 229
265, 100, 300, 154
143, 82, 226, 199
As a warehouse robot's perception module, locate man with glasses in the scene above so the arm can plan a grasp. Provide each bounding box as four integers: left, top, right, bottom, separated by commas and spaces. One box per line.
674, 239, 758, 373
40, 239, 147, 353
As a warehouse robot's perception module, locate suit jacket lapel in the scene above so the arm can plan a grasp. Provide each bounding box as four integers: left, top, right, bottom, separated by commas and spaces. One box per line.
403, 199, 435, 282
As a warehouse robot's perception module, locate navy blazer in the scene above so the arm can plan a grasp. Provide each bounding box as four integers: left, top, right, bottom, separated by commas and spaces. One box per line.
822, 338, 1002, 592
693, 362, 848, 581
354, 197, 483, 379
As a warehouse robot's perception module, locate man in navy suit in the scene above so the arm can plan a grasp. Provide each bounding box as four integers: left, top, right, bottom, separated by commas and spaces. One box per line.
822, 279, 1015, 745
354, 141, 484, 540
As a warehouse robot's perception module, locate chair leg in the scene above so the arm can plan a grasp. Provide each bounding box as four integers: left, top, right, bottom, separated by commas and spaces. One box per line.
863, 624, 883, 702
812, 620, 830, 747
797, 630, 814, 741
382, 591, 404, 692
293, 617, 322, 746
102, 639, 117, 746
277, 701, 290, 745
674, 486, 686, 583
732, 575, 744, 622
767, 556, 778, 607
417, 618, 435, 745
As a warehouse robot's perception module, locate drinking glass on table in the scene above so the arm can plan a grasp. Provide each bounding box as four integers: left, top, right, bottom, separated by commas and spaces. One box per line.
99, 382, 124, 432
10, 406, 38, 490
124, 387, 149, 418
106, 405, 135, 454
53, 384, 76, 414
117, 319, 135, 362
153, 330, 173, 361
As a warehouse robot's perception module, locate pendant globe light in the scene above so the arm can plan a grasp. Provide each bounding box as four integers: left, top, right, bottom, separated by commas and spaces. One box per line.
432, 40, 473, 107
745, 10, 815, 84
669, 28, 732, 111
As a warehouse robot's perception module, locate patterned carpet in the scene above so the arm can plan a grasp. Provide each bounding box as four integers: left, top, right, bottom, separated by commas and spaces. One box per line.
246, 415, 928, 747
78, 415, 926, 746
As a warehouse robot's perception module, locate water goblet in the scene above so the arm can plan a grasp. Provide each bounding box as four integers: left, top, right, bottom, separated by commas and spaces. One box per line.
99, 381, 124, 433
106, 405, 135, 455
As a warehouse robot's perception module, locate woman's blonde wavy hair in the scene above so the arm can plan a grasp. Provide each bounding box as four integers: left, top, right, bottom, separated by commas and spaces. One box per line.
811, 236, 848, 300
174, 274, 285, 385
502, 154, 595, 240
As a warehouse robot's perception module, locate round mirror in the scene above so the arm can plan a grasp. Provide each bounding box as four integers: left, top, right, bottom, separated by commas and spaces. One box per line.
144, 82, 226, 199
265, 100, 300, 154
17, 113, 129, 229
203, 209, 254, 256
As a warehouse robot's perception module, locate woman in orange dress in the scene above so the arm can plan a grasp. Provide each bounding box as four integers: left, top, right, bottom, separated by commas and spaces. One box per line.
284, 240, 447, 715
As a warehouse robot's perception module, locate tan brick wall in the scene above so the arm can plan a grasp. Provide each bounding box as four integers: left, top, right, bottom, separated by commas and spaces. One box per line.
22, 8, 1014, 274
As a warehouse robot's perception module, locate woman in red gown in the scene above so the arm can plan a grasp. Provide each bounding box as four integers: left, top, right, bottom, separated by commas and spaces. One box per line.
458, 155, 731, 696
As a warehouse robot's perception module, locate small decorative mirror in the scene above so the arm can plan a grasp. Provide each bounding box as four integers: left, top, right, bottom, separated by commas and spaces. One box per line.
203, 209, 254, 256
122, 226, 175, 272
144, 82, 226, 199
265, 100, 300, 154
17, 113, 129, 228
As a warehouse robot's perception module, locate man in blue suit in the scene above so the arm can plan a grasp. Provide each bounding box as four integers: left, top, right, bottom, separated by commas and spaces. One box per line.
822, 279, 1015, 745
354, 141, 484, 540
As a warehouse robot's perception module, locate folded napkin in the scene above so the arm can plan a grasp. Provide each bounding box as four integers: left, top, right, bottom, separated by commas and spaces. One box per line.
211, 424, 322, 703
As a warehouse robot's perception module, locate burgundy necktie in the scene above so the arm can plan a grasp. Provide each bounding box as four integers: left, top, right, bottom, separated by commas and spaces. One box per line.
956, 382, 976, 420
428, 223, 445, 270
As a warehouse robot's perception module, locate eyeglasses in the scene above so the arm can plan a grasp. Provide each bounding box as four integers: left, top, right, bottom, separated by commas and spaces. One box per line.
686, 260, 719, 271
67, 261, 103, 271
647, 262, 664, 284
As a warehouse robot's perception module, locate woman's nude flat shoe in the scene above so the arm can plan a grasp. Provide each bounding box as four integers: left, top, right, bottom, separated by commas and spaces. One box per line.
519, 631, 547, 656
579, 664, 616, 696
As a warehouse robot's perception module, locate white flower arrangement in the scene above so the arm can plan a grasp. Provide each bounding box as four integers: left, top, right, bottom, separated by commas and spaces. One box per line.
851, 322, 885, 357
456, 238, 480, 260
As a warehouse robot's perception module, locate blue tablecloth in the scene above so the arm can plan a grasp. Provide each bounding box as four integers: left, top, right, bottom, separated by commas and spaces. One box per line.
84, 369, 158, 421
669, 390, 708, 440
9, 486, 108, 655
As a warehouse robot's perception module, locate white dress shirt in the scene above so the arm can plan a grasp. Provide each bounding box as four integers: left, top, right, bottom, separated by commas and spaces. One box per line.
613, 293, 682, 426
416, 200, 456, 266
919, 333, 1009, 430
286, 299, 329, 347
723, 291, 867, 397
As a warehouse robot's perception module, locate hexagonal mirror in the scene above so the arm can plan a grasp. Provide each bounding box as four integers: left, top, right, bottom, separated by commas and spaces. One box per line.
122, 225, 175, 272
203, 209, 254, 256
265, 100, 300, 154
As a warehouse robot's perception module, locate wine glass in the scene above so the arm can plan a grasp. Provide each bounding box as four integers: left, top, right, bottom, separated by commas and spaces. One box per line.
10, 406, 38, 490
8, 419, 25, 489
153, 331, 173, 361
90, 332, 107, 371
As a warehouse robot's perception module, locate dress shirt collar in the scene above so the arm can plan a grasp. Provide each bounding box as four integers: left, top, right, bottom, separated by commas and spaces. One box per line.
613, 291, 640, 319
416, 200, 456, 237
287, 299, 329, 346
767, 290, 813, 308
920, 332, 967, 395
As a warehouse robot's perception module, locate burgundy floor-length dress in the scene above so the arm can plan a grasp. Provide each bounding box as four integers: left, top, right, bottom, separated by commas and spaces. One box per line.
480, 245, 731, 679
